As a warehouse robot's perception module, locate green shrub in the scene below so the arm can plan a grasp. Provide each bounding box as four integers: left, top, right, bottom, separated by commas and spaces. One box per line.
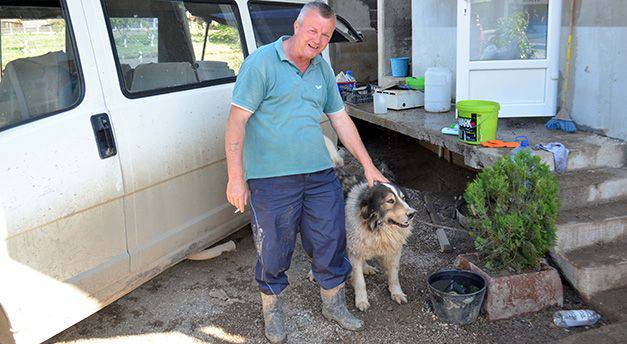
464, 150, 559, 272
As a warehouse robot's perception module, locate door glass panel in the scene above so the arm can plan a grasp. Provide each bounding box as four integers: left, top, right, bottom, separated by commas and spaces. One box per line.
470, 0, 548, 61
102, 0, 246, 95
248, 2, 302, 47
0, 2, 83, 130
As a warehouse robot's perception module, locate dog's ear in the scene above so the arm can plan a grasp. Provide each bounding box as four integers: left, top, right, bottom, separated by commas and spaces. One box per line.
367, 211, 381, 231
360, 200, 381, 231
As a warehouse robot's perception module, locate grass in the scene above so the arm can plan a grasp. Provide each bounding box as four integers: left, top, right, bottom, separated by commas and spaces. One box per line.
1, 22, 243, 78
1, 31, 66, 70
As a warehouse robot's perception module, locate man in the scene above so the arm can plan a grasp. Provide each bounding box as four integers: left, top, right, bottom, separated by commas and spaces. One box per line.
225, 2, 387, 342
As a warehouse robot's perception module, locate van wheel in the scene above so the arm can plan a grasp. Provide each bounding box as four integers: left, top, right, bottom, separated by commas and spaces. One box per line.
0, 305, 16, 344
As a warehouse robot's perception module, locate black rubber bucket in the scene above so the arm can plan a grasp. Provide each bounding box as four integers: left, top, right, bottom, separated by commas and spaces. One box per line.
427, 269, 486, 325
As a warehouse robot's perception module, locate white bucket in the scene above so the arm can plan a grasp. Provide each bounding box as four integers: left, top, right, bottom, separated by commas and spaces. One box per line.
373, 91, 388, 114
425, 67, 452, 112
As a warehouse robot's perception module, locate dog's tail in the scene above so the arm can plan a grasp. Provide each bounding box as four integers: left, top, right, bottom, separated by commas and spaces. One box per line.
324, 135, 344, 167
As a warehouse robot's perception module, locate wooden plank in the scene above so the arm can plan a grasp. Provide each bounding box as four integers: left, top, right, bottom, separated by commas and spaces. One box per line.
423, 194, 453, 253
436, 228, 452, 253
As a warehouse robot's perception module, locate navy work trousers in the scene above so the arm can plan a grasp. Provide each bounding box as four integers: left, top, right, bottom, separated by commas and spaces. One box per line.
247, 168, 351, 295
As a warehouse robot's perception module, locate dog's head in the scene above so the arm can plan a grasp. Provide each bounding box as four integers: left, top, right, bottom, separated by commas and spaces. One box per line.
359, 183, 416, 231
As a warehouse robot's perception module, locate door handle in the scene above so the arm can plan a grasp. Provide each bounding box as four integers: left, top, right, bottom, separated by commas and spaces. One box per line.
91, 113, 117, 159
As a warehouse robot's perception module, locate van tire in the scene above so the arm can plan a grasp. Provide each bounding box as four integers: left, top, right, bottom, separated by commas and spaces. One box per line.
0, 305, 16, 344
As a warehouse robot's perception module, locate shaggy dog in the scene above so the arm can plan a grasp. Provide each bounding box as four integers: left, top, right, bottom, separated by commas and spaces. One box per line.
323, 137, 416, 311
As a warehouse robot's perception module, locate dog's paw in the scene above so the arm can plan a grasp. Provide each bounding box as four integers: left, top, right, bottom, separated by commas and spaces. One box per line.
362, 264, 379, 276
355, 298, 370, 312
390, 291, 407, 304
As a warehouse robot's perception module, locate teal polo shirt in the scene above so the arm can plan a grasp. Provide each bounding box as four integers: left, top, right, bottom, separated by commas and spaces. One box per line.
231, 36, 345, 180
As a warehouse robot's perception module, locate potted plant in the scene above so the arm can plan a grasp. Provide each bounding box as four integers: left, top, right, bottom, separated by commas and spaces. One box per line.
455, 150, 564, 320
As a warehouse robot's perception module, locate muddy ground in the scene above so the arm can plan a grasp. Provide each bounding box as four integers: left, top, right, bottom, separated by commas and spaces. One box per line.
48, 120, 602, 344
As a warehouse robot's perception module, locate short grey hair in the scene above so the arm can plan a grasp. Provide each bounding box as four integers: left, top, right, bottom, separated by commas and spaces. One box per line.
296, 1, 335, 24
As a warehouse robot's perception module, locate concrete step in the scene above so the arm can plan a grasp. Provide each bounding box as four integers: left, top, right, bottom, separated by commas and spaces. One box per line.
551, 236, 627, 301
555, 322, 627, 344
589, 287, 627, 322
554, 200, 627, 252
558, 167, 627, 210
559, 134, 625, 171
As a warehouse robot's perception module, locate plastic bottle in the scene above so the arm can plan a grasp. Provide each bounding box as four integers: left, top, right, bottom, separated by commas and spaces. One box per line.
553, 310, 601, 328
511, 135, 533, 160
335, 71, 346, 82
345, 70, 356, 82
424, 67, 452, 112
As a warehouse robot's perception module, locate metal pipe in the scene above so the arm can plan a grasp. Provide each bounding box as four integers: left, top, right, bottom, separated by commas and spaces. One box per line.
187, 240, 236, 261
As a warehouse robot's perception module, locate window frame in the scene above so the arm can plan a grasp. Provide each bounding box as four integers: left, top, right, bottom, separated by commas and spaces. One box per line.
100, 0, 249, 99
0, 0, 86, 133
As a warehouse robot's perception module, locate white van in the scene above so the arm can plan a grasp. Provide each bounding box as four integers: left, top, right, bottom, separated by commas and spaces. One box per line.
0, 1, 361, 343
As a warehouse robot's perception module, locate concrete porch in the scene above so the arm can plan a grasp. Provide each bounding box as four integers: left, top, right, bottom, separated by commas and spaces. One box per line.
346, 102, 627, 324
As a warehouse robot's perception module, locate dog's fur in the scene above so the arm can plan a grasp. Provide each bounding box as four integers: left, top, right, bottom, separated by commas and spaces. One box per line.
324, 136, 416, 311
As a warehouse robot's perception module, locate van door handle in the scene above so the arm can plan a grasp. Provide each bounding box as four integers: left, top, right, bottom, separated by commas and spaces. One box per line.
90, 113, 117, 159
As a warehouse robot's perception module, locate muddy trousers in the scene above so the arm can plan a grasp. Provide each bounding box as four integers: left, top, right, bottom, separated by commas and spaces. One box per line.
247, 168, 351, 295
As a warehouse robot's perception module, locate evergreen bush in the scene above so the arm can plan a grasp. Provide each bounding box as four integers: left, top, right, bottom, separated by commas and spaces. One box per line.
464, 150, 560, 272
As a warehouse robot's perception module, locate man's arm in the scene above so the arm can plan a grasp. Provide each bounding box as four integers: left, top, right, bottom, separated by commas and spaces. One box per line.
327, 110, 389, 187
225, 105, 253, 212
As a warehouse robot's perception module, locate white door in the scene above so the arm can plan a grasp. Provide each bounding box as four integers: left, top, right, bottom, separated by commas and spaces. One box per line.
456, 0, 563, 117
82, 0, 250, 273
0, 1, 129, 343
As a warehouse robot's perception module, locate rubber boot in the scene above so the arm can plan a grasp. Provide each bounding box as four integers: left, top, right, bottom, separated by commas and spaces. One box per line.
320, 283, 364, 331
260, 293, 286, 343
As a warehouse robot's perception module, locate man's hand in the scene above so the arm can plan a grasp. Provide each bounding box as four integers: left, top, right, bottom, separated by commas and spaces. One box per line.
328, 111, 389, 188
227, 177, 248, 212
364, 165, 389, 188
225, 105, 253, 213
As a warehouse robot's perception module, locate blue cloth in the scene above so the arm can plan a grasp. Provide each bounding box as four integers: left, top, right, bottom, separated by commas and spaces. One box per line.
248, 168, 351, 295
534, 142, 570, 173
231, 36, 345, 180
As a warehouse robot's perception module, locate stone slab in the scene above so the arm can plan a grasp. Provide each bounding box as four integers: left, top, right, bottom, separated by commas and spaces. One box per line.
552, 236, 627, 300
589, 287, 627, 322
346, 103, 626, 171
555, 322, 627, 344
558, 167, 627, 210
555, 200, 627, 252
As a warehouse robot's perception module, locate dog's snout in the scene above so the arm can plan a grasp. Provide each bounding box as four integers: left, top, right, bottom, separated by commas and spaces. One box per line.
407, 209, 416, 219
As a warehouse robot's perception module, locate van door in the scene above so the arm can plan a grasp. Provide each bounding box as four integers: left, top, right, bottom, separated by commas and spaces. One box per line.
82, 0, 250, 273
0, 1, 129, 343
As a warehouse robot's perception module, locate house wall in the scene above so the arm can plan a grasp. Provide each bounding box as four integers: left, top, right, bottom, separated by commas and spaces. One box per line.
409, 0, 626, 141
328, 0, 378, 83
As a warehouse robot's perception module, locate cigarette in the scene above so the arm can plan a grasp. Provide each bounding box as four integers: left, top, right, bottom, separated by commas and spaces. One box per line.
234, 208, 242, 214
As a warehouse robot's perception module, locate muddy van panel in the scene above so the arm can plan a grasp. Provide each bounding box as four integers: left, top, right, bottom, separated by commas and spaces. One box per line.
0, 1, 130, 343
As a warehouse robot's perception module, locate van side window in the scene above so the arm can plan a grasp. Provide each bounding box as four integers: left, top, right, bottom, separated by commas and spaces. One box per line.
248, 2, 302, 47
0, 2, 82, 131
102, 0, 247, 97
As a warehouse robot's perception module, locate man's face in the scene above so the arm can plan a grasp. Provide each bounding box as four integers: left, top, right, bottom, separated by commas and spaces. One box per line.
292, 10, 335, 60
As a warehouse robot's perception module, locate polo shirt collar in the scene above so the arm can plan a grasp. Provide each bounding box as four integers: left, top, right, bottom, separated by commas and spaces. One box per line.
274, 35, 322, 66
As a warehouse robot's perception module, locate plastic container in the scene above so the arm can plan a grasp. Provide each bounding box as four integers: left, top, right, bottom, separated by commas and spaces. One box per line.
424, 67, 452, 112
390, 57, 410, 77
405, 76, 425, 91
428, 269, 486, 325
456, 100, 500, 145
373, 91, 387, 114
553, 310, 601, 328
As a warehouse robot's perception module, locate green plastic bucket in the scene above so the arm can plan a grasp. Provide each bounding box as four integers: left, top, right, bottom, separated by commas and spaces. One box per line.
456, 100, 500, 145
